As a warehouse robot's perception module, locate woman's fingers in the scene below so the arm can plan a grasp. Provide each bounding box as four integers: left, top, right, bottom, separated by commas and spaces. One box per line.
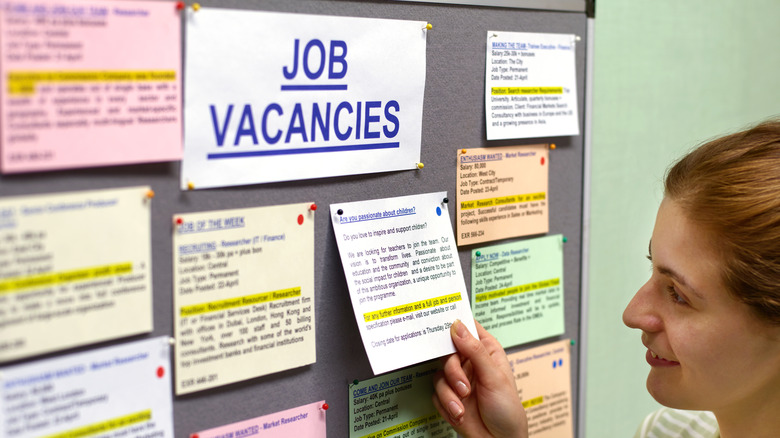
433, 368, 465, 425
450, 319, 507, 388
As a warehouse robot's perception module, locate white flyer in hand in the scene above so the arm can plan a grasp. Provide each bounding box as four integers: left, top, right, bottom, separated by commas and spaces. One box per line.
331, 192, 477, 374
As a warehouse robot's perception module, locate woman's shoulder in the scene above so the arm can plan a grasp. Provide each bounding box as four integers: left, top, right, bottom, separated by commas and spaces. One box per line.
633, 407, 719, 438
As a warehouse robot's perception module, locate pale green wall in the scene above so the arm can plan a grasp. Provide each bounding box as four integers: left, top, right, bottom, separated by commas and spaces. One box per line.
586, 1, 780, 436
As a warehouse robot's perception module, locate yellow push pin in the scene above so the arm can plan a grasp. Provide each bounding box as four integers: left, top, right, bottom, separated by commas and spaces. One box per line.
550, 143, 557, 150
191, 2, 200, 11
416, 162, 424, 169
187, 181, 195, 190
424, 23, 432, 30
145, 189, 155, 199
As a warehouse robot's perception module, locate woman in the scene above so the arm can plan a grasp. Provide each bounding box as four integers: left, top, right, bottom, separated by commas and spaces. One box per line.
433, 119, 780, 438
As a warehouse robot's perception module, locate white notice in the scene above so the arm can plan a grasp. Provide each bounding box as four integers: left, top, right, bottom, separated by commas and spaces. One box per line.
0, 337, 174, 438
486, 31, 579, 140
331, 192, 477, 375
0, 187, 152, 362
173, 203, 315, 394
183, 8, 427, 189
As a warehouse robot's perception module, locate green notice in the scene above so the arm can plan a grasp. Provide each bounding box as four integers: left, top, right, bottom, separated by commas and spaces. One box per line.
471, 234, 564, 348
348, 361, 455, 438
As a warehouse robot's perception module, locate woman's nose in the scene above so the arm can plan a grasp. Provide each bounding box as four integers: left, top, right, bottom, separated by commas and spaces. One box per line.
623, 279, 663, 332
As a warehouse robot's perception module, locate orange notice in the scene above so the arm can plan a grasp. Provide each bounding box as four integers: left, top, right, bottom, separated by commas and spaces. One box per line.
456, 145, 548, 245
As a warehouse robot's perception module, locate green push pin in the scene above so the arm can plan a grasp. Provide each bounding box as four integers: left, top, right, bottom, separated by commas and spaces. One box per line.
353, 379, 359, 385
562, 236, 568, 243
476, 251, 481, 257
570, 339, 576, 346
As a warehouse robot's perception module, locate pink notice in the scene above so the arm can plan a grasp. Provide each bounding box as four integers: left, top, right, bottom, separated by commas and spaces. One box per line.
193, 400, 328, 438
0, 0, 182, 172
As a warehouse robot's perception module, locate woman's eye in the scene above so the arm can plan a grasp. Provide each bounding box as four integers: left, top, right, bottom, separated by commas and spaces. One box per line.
666, 285, 687, 305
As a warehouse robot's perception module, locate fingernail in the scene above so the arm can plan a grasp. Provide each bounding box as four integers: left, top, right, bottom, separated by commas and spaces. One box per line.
448, 400, 463, 418
455, 381, 469, 397
451, 319, 468, 339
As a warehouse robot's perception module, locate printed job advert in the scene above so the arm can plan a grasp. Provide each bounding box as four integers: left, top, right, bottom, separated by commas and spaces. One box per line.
472, 235, 564, 348
0, 0, 182, 173
486, 31, 579, 140
457, 145, 548, 246
173, 203, 315, 394
194, 400, 326, 438
507, 339, 573, 438
182, 8, 427, 189
0, 187, 152, 362
331, 192, 478, 374
349, 361, 455, 438
0, 337, 174, 438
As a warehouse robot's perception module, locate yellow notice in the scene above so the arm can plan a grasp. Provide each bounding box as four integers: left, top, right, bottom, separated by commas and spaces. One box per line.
508, 340, 573, 438
363, 293, 461, 322
456, 144, 548, 245
43, 410, 151, 438
173, 203, 315, 395
0, 187, 152, 362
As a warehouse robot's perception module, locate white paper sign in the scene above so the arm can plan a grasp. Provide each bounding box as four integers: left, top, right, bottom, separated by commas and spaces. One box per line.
173, 203, 315, 394
0, 337, 174, 438
0, 187, 152, 362
183, 8, 427, 189
486, 31, 579, 140
331, 192, 477, 375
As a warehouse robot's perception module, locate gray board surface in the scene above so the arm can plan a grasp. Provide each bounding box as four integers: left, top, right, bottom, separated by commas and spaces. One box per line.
0, 1, 588, 436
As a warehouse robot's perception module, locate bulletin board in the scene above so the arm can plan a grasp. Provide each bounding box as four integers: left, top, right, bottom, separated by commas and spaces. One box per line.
0, 0, 589, 437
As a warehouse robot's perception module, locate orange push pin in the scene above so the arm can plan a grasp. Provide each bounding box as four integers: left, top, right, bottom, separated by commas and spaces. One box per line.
461, 148, 467, 154
145, 189, 155, 199
550, 143, 557, 150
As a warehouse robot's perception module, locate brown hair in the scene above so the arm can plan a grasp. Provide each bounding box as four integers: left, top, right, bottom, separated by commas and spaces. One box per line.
665, 118, 780, 324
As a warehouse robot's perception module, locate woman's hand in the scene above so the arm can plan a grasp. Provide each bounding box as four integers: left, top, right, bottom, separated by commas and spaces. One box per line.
432, 320, 528, 438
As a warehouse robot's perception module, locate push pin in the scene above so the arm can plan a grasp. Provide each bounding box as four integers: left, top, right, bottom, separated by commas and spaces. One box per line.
337, 209, 344, 216
423, 23, 432, 30
570, 339, 576, 346
416, 162, 424, 169
187, 181, 195, 190
550, 143, 556, 150
443, 198, 449, 204
562, 236, 568, 243
476, 251, 481, 257
175, 1, 185, 10
175, 217, 184, 225
320, 403, 329, 411
145, 189, 155, 199
169, 337, 176, 345
353, 379, 359, 385
461, 148, 467, 154
191, 2, 200, 11
310, 203, 318, 211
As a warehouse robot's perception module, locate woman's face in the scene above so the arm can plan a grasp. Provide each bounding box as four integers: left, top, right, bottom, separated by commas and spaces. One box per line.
622, 198, 780, 413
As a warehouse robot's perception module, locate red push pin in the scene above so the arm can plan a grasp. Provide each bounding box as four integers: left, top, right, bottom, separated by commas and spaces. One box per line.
310, 203, 317, 211
321, 403, 329, 411
175, 1, 185, 10
175, 217, 184, 225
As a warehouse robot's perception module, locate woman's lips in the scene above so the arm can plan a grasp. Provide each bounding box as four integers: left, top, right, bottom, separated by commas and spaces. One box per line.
646, 349, 680, 367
